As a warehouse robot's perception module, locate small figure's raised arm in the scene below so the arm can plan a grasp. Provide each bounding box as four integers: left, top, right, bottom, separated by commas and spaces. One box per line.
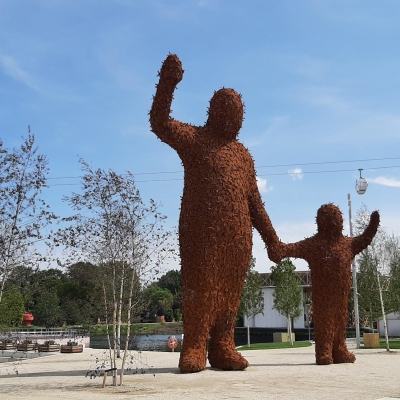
351, 210, 380, 256
149, 54, 196, 150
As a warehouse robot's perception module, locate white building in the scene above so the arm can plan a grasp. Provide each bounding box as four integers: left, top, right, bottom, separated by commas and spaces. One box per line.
378, 312, 400, 337
244, 271, 312, 329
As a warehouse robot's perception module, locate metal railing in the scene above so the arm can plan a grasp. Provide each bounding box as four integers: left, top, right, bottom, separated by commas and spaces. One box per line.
0, 328, 89, 341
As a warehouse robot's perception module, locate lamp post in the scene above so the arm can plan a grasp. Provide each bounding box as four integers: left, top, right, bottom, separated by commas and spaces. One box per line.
348, 193, 361, 348
348, 168, 368, 349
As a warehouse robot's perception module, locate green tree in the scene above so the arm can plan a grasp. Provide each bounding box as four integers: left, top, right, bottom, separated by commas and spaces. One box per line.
270, 259, 302, 345
60, 262, 107, 325
150, 287, 173, 319
157, 269, 181, 295
156, 269, 182, 317
33, 291, 61, 328
5, 265, 38, 311
0, 288, 24, 326
239, 257, 264, 347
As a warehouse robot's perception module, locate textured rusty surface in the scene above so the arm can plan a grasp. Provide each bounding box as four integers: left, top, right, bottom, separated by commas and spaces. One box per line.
150, 54, 278, 373
269, 204, 380, 365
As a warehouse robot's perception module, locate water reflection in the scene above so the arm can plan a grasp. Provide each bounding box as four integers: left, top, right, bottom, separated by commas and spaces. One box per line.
90, 334, 183, 352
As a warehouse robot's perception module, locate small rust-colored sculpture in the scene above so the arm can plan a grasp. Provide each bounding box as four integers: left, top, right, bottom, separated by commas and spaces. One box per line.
150, 54, 278, 373
269, 204, 380, 365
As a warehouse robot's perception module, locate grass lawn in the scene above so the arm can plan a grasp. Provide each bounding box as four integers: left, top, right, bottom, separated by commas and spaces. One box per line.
90, 323, 164, 336
236, 341, 313, 350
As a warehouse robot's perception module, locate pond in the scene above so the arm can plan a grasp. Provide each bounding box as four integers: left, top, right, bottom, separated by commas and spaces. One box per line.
90, 334, 183, 352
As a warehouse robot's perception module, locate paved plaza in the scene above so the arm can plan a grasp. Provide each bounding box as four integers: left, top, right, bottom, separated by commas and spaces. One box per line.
0, 341, 399, 400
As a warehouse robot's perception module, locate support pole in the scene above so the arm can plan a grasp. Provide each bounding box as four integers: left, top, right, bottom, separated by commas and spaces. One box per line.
348, 193, 361, 349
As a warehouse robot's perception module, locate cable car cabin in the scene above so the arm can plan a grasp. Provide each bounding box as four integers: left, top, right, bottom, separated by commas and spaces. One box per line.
356, 177, 368, 194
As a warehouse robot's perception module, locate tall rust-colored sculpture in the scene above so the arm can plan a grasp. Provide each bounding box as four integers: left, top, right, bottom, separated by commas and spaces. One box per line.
150, 54, 278, 373
269, 204, 380, 365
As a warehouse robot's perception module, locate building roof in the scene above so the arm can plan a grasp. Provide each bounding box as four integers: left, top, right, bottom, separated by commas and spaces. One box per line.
260, 271, 311, 287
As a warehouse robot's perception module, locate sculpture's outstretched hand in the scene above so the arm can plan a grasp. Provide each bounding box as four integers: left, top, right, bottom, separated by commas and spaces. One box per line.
267, 240, 283, 264
159, 54, 183, 86
351, 209, 380, 256
370, 210, 380, 226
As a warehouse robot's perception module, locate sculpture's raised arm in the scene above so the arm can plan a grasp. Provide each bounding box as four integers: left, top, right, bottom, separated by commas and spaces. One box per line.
149, 54, 196, 150
351, 210, 380, 256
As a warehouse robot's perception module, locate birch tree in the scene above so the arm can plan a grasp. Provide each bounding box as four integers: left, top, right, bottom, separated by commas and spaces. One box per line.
54, 159, 175, 386
388, 249, 400, 313
0, 134, 56, 303
354, 205, 400, 351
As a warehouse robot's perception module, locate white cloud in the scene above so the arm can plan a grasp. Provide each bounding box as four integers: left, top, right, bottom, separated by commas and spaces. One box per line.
294, 85, 350, 112
256, 176, 273, 193
197, 0, 212, 6
288, 168, 304, 180
274, 221, 317, 243
320, 111, 400, 144
368, 176, 400, 188
292, 55, 330, 80
0, 55, 38, 91
244, 116, 289, 148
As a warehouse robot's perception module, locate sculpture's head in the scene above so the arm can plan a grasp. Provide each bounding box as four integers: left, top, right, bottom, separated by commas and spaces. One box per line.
206, 88, 244, 140
316, 203, 343, 237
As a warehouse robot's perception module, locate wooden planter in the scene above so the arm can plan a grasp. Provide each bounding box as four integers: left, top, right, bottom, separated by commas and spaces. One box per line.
60, 345, 83, 353
17, 343, 38, 351
38, 344, 60, 352
363, 333, 380, 348
0, 343, 16, 350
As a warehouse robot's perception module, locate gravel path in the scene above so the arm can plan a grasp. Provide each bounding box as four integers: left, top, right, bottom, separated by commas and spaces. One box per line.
0, 342, 399, 399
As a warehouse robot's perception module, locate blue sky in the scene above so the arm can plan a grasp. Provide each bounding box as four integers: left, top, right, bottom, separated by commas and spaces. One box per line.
1, 0, 399, 272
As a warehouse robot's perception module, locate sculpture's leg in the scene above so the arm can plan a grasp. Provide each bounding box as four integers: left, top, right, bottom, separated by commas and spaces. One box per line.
208, 308, 249, 370
207, 266, 249, 371
332, 298, 356, 364
178, 269, 213, 373
178, 309, 211, 372
314, 301, 335, 365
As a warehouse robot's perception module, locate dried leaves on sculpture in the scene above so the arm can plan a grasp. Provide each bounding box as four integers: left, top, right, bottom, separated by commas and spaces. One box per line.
150, 53, 380, 372
269, 203, 380, 365
150, 54, 279, 373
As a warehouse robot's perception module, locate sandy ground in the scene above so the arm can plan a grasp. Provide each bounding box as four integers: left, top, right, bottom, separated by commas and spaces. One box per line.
0, 342, 399, 400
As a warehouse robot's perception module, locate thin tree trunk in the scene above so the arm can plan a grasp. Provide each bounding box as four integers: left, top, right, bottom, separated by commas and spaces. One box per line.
0, 278, 6, 304
246, 315, 250, 347
102, 281, 113, 388
117, 265, 125, 359
120, 267, 137, 386
112, 262, 118, 386
376, 271, 390, 351
288, 316, 293, 345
